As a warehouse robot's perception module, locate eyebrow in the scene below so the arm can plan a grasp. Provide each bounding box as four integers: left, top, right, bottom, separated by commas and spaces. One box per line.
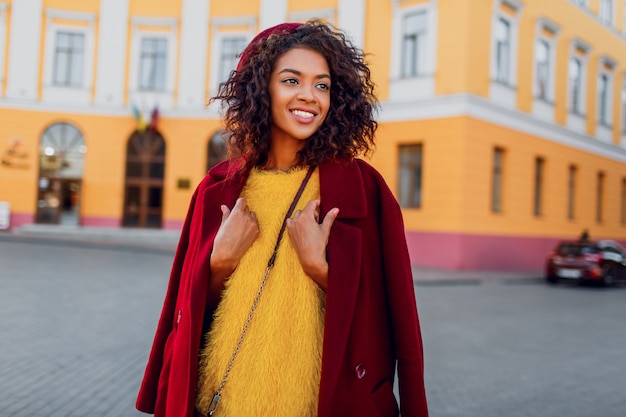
278, 68, 331, 80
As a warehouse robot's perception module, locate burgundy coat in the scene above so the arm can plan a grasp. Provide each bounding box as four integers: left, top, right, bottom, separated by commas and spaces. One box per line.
136, 158, 428, 417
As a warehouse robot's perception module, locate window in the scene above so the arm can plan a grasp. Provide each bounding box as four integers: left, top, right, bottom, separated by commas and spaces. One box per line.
492, 147, 505, 213
208, 18, 255, 97
532, 19, 559, 116
41, 9, 96, 104
128, 17, 178, 109
568, 165, 577, 220
219, 37, 247, 83
495, 17, 511, 84
533, 157, 544, 217
598, 73, 610, 126
52, 32, 84, 87
401, 11, 427, 78
389, 4, 436, 101
489, 1, 522, 108
596, 172, 605, 223
139, 38, 168, 91
569, 57, 583, 114
398, 144, 423, 208
536, 39, 550, 101
596, 58, 616, 141
600, 0, 613, 24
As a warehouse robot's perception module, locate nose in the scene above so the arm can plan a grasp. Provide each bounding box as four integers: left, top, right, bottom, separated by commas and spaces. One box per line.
296, 84, 316, 102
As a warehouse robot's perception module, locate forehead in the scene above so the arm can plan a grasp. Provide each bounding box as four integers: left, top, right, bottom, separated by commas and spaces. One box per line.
272, 47, 329, 73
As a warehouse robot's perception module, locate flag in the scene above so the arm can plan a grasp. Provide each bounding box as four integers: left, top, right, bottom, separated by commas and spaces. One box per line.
148, 106, 159, 132
132, 104, 146, 132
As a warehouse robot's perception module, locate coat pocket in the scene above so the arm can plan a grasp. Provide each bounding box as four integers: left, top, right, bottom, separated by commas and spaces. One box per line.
371, 380, 399, 417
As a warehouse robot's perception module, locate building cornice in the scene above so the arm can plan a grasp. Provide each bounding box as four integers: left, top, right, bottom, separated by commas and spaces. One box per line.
380, 93, 626, 163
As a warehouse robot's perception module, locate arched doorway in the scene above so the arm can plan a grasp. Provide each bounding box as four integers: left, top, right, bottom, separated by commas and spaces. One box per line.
122, 130, 166, 228
36, 122, 86, 225
207, 130, 228, 171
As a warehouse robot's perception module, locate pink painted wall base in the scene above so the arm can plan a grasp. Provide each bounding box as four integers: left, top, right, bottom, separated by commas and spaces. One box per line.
404, 231, 626, 271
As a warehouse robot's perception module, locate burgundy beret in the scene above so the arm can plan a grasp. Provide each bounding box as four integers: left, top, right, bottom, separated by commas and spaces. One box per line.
236, 22, 303, 70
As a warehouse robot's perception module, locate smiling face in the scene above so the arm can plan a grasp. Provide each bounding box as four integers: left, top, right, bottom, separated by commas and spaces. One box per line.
268, 47, 331, 149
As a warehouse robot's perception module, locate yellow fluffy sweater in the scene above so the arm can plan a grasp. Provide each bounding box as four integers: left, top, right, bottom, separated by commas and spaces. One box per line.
196, 167, 326, 416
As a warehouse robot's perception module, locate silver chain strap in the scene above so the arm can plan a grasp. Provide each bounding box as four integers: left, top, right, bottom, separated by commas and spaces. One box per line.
207, 265, 271, 415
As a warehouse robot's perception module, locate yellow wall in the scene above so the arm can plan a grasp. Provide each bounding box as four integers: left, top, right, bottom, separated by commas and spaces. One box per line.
43, 0, 99, 13
375, 116, 626, 240
129, 0, 183, 17
288, 0, 337, 14
0, 107, 222, 224
364, 0, 392, 101
436, 0, 492, 96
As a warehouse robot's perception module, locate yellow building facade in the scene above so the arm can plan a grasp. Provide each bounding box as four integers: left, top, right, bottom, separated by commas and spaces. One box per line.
1, 0, 625, 269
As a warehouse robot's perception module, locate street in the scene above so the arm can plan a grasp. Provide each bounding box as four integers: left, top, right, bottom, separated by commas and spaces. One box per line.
0, 236, 625, 417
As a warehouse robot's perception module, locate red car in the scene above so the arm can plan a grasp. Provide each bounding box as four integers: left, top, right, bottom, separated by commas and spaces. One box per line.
545, 239, 626, 286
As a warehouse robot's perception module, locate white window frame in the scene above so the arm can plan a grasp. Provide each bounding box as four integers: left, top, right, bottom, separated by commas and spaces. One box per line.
41, 9, 96, 105
566, 39, 590, 134
0, 3, 7, 89
531, 18, 559, 123
208, 17, 255, 97
138, 37, 169, 92
599, 0, 614, 25
389, 0, 437, 101
217, 36, 248, 86
128, 17, 178, 110
596, 56, 615, 144
489, 0, 523, 109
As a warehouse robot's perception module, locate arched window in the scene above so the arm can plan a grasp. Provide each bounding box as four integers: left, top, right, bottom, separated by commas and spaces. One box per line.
123, 130, 166, 228
36, 122, 86, 225
207, 130, 228, 172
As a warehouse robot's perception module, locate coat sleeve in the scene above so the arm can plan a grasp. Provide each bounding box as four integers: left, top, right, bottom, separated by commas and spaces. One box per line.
135, 185, 201, 414
379, 183, 429, 416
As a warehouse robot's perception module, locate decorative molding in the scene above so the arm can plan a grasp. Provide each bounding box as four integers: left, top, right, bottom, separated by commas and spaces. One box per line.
569, 0, 626, 41
538, 16, 560, 34
211, 16, 256, 28
599, 54, 617, 69
45, 8, 96, 23
501, 0, 523, 10
571, 37, 591, 52
131, 16, 178, 28
380, 93, 626, 163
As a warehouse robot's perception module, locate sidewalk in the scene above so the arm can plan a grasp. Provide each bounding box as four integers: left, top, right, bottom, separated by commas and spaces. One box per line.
1, 224, 544, 284
3, 223, 180, 253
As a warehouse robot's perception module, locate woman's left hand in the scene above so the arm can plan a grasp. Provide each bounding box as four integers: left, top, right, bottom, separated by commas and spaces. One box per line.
286, 199, 339, 291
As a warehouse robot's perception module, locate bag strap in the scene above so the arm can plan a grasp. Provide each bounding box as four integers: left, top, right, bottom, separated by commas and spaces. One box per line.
208, 165, 316, 416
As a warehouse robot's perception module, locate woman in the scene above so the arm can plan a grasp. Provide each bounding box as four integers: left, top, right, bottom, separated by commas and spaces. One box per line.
136, 20, 428, 417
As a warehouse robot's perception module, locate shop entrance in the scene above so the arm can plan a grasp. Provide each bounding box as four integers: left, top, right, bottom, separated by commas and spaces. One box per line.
36, 123, 86, 225
122, 130, 166, 228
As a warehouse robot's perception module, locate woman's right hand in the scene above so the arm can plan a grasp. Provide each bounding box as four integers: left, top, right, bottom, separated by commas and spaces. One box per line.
210, 197, 260, 284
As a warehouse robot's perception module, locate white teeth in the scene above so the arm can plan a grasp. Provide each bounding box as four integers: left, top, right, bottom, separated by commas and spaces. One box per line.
292, 110, 314, 118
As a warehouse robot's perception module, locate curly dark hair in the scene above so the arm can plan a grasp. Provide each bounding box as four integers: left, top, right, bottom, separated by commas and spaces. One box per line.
211, 20, 378, 171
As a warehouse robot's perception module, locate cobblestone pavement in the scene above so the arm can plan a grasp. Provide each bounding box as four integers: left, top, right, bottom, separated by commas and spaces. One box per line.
1, 234, 624, 417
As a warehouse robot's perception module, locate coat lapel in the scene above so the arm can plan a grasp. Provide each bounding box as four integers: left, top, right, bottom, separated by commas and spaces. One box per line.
318, 159, 367, 416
